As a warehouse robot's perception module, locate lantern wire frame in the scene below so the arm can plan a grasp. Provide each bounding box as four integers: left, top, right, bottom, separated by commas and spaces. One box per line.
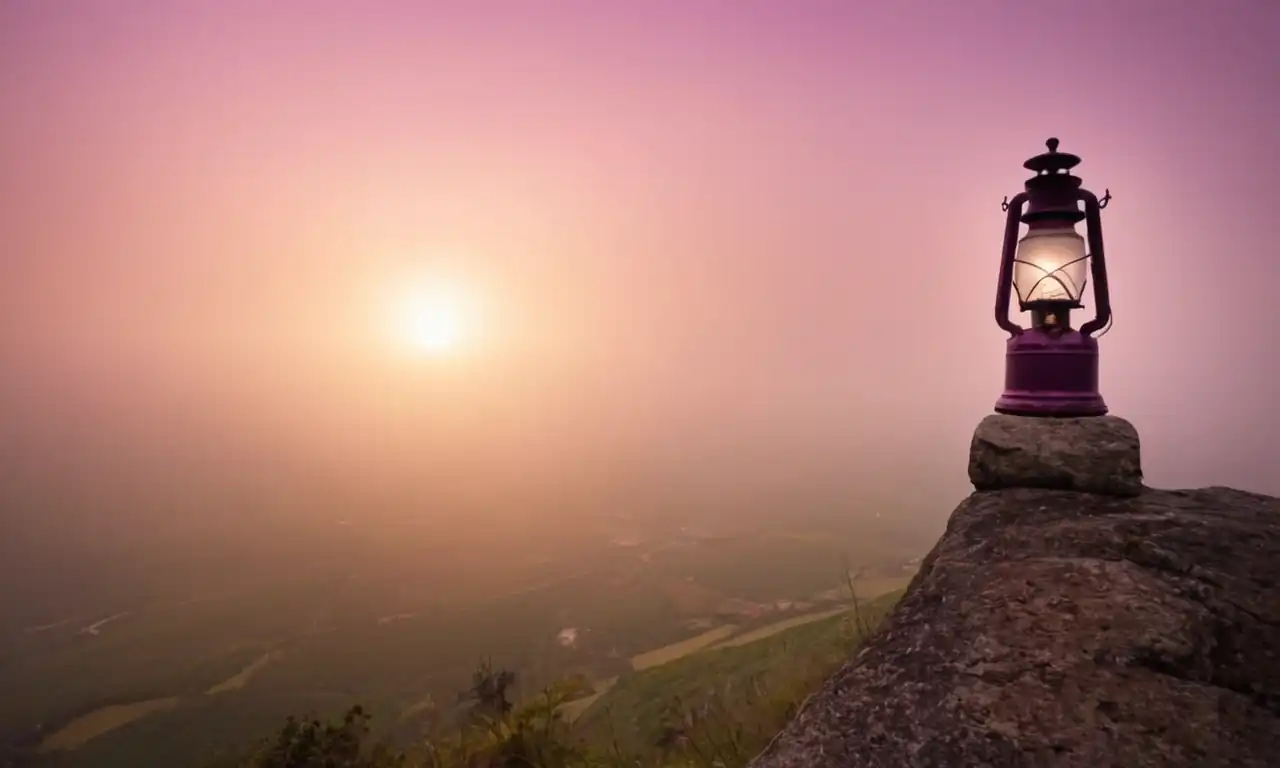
1009, 250, 1114, 338
1012, 252, 1090, 306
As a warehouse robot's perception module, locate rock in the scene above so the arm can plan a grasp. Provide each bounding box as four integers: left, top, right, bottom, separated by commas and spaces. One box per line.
969, 414, 1143, 497
749, 485, 1280, 768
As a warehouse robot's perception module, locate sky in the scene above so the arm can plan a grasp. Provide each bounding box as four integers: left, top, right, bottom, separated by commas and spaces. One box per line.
1, 0, 1277, 553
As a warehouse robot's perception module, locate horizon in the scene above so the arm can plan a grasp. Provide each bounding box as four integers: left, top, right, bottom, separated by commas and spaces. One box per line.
2, 0, 1277, 564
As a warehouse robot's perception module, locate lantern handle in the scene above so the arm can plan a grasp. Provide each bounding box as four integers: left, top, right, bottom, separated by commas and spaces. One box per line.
1079, 188, 1112, 337
995, 192, 1029, 337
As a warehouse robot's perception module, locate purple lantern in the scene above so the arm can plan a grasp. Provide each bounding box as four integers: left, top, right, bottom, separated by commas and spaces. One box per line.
994, 138, 1112, 417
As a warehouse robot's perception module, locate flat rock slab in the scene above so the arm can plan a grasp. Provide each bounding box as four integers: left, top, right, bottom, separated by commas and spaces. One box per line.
749, 485, 1280, 768
969, 414, 1143, 497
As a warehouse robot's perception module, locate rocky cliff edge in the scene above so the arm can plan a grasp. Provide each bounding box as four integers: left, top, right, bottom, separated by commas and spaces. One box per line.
749, 416, 1280, 767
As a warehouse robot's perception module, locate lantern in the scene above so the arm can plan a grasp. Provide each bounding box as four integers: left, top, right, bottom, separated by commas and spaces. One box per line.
994, 138, 1112, 417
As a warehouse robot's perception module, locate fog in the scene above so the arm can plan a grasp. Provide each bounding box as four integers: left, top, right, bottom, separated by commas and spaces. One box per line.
2, 1, 1277, 619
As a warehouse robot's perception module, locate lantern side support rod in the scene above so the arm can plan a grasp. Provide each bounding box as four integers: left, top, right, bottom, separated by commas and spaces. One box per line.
1078, 189, 1111, 338
995, 192, 1029, 337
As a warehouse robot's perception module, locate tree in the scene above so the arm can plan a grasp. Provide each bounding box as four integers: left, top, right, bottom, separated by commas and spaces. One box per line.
251, 705, 402, 768
465, 659, 517, 720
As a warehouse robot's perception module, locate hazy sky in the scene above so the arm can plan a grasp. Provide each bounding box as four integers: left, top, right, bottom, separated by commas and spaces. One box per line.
2, 1, 1277, 547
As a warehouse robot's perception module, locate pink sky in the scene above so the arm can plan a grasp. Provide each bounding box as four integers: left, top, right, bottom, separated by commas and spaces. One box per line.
1, 0, 1277, 546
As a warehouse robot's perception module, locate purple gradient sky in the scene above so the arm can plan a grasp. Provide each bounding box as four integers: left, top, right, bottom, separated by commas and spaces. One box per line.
1, 1, 1277, 544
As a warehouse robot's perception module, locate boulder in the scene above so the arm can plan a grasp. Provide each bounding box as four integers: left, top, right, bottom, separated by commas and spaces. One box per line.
748, 484, 1280, 768
969, 414, 1143, 497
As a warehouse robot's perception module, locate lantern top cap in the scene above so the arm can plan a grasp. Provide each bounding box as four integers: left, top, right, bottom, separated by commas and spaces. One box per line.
1024, 137, 1082, 175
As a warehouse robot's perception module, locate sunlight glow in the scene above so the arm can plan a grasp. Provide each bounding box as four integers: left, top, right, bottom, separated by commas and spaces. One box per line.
389, 278, 480, 357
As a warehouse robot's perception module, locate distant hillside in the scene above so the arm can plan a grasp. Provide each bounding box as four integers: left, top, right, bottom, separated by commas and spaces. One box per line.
571, 590, 904, 763
202, 588, 905, 768
5, 522, 917, 768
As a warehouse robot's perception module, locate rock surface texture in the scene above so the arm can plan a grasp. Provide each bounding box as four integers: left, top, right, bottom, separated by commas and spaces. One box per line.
750, 422, 1279, 767
969, 414, 1144, 497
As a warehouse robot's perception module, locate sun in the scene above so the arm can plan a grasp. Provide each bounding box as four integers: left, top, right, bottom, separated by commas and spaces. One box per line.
390, 279, 477, 357
406, 298, 462, 353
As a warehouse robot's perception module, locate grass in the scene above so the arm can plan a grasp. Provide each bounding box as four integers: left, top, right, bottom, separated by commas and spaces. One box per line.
559, 676, 618, 723
630, 626, 739, 671
206, 651, 283, 695
31, 648, 285, 754
810, 574, 914, 602
38, 697, 181, 752
574, 589, 905, 760
709, 607, 849, 649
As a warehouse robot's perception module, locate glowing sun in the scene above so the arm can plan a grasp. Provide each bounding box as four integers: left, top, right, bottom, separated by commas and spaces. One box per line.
390, 279, 478, 356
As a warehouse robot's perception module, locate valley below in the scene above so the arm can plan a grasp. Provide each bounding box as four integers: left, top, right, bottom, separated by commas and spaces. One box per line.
0, 516, 924, 768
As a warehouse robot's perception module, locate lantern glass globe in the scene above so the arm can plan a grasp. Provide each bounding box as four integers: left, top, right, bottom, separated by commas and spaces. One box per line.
1013, 226, 1088, 306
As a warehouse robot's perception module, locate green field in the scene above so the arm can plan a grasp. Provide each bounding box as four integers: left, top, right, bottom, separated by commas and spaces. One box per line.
630, 626, 739, 671
710, 607, 848, 649
37, 698, 180, 753
0, 521, 921, 768
574, 589, 906, 762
